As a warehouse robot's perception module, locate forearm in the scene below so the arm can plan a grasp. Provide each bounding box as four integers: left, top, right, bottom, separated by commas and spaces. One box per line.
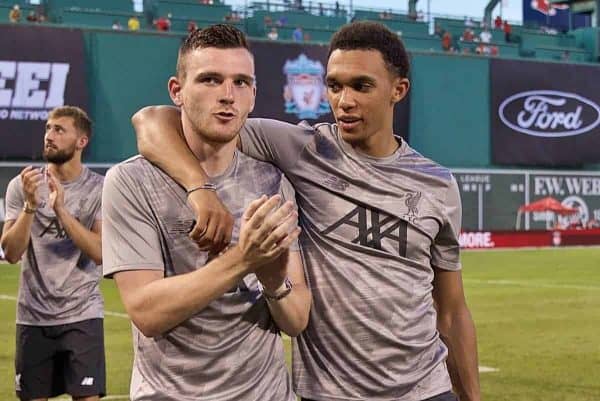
439, 307, 481, 401
0, 214, 33, 263
132, 105, 206, 189
123, 247, 250, 337
55, 208, 102, 265
265, 283, 311, 337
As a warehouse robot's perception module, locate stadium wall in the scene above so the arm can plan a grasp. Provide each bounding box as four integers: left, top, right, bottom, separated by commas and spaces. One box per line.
2, 24, 600, 171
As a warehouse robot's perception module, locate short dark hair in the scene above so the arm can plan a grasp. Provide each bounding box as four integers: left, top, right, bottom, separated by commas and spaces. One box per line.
177, 24, 250, 79
329, 21, 410, 78
48, 106, 92, 138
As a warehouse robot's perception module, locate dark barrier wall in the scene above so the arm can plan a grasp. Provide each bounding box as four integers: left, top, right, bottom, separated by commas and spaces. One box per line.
2, 25, 600, 171
0, 25, 88, 160
491, 58, 600, 167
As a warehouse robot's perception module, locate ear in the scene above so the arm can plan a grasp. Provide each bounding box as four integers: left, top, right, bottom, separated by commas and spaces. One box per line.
77, 134, 89, 150
391, 76, 410, 104
168, 76, 183, 107
249, 84, 257, 114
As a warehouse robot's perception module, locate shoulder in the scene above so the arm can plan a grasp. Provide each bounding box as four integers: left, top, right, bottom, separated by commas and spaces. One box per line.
399, 143, 455, 185
104, 155, 151, 189
5, 174, 23, 197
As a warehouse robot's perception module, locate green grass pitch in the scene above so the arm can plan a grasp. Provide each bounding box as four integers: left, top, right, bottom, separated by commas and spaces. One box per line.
0, 247, 598, 400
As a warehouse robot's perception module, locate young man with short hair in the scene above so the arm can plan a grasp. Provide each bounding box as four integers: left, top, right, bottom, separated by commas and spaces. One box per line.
102, 25, 310, 400
1, 106, 105, 401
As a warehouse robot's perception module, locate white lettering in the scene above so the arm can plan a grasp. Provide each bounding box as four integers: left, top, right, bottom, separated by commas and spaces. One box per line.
459, 232, 495, 248
12, 62, 50, 108
565, 177, 582, 195
0, 61, 16, 107
46, 63, 69, 108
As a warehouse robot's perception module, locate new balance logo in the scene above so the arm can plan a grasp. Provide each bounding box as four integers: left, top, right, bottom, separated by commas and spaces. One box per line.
322, 205, 408, 257
39, 218, 68, 239
81, 376, 94, 386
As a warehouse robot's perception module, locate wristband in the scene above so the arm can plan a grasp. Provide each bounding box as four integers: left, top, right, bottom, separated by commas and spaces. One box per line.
262, 278, 293, 301
186, 183, 217, 197
23, 201, 37, 214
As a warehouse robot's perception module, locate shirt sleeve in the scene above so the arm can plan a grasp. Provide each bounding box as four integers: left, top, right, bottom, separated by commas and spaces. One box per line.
239, 118, 315, 174
102, 164, 164, 278
5, 176, 24, 221
431, 176, 462, 271
278, 174, 300, 252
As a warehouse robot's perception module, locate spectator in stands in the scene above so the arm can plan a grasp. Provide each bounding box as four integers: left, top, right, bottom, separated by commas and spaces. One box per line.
464, 16, 475, 27
417, 9, 424, 22
9, 4, 21, 23
263, 15, 272, 25
479, 28, 492, 44
561, 50, 570, 61
112, 20, 123, 30
292, 26, 303, 42
490, 46, 499, 56
303, 32, 311, 41
461, 28, 474, 42
155, 14, 171, 31
277, 15, 288, 26
188, 20, 198, 32
128, 15, 140, 31
494, 15, 502, 29
267, 26, 278, 40
442, 31, 453, 52
26, 11, 37, 23
334, 0, 340, 16
319, 2, 323, 16
434, 23, 445, 38
503, 20, 512, 42
409, 10, 417, 21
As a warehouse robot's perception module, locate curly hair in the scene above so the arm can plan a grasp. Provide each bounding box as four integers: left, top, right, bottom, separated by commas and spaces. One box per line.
329, 21, 410, 78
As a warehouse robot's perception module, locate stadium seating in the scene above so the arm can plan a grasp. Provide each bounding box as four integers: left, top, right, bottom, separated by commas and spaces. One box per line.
155, 0, 232, 21
58, 8, 145, 29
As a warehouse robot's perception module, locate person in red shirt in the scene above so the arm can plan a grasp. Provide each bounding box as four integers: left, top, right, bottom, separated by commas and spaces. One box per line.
155, 14, 171, 31
503, 20, 512, 42
442, 31, 452, 52
494, 15, 502, 29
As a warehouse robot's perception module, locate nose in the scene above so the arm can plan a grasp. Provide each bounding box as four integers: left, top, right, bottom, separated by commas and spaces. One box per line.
219, 81, 234, 105
338, 87, 356, 110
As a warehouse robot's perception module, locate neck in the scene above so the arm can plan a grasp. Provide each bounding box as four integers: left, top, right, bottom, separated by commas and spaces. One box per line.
48, 157, 83, 182
352, 125, 400, 158
182, 120, 237, 177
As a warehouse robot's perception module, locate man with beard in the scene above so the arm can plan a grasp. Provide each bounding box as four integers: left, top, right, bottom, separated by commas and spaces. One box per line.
1, 106, 105, 401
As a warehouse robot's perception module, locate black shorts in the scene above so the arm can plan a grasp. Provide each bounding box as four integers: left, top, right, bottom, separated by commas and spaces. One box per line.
15, 318, 106, 400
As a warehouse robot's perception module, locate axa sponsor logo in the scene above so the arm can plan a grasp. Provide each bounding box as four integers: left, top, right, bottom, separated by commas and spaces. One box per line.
498, 90, 600, 138
0, 61, 70, 121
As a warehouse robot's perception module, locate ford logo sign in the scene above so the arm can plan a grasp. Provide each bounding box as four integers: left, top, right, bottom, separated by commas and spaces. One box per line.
498, 90, 600, 138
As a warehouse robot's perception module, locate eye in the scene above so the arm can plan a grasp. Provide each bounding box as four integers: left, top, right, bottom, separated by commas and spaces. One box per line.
353, 83, 372, 92
200, 76, 220, 85
234, 79, 249, 87
327, 82, 341, 93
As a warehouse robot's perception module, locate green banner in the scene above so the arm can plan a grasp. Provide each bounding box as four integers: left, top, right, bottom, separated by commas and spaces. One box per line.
455, 169, 600, 231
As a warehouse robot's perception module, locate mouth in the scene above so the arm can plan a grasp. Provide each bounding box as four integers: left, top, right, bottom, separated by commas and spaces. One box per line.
337, 115, 362, 131
214, 111, 237, 122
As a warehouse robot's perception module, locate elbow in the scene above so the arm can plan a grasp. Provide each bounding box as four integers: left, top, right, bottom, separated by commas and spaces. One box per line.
4, 253, 21, 265
1, 243, 21, 264
131, 106, 158, 153
129, 313, 166, 338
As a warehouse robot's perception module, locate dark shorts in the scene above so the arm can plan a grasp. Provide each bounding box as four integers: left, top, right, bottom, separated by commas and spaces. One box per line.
15, 318, 106, 400
302, 391, 458, 401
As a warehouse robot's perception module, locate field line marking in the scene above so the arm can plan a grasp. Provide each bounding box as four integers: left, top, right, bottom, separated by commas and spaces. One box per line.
0, 294, 130, 319
464, 279, 600, 291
